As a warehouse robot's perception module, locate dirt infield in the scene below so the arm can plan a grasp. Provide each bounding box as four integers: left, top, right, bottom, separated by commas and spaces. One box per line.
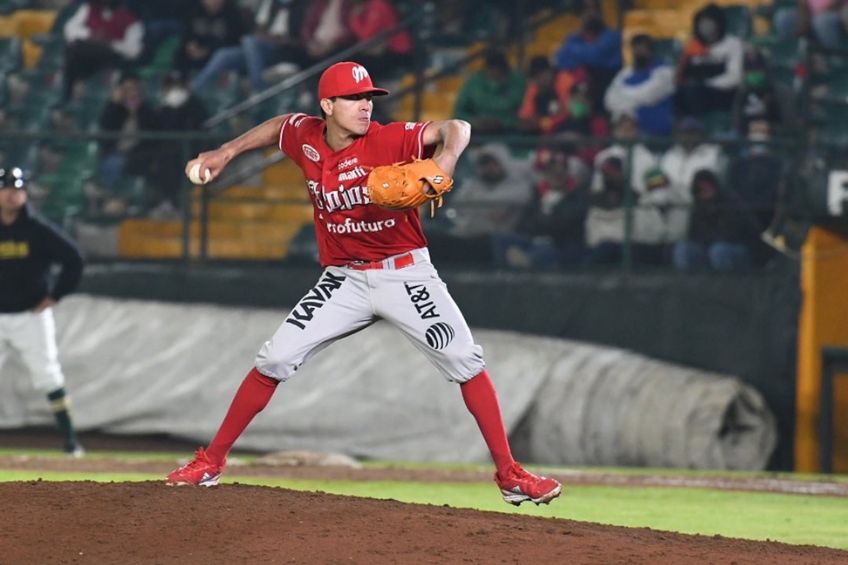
3, 481, 847, 565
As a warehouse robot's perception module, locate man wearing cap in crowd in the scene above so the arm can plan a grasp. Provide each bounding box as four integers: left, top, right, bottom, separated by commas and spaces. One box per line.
165, 61, 563, 507
0, 167, 85, 457
659, 116, 724, 204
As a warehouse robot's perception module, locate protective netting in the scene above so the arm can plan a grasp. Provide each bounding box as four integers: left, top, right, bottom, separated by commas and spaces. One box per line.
0, 295, 776, 468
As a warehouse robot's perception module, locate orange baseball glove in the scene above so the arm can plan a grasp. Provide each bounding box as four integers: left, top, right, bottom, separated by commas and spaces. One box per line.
367, 158, 454, 216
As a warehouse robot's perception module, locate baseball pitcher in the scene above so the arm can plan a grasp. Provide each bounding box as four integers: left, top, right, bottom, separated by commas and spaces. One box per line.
166, 61, 561, 505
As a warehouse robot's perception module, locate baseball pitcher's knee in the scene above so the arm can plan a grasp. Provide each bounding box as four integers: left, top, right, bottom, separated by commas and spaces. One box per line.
439, 347, 485, 384
254, 351, 296, 382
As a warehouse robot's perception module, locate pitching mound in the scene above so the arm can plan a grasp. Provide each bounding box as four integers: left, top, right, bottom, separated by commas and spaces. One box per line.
3, 481, 846, 564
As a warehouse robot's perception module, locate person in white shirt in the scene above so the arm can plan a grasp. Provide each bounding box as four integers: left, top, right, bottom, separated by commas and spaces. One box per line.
590, 112, 657, 197
62, 0, 145, 100
675, 3, 743, 116
605, 34, 675, 136
659, 117, 725, 204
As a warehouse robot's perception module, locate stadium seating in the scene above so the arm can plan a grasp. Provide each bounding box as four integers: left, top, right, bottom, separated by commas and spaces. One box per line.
117, 156, 314, 259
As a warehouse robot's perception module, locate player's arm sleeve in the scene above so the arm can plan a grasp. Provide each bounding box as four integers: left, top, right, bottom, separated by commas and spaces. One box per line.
40, 221, 84, 301
382, 121, 433, 161
277, 112, 311, 162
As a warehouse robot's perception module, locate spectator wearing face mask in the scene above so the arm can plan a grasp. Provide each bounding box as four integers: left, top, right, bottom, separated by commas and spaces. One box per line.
672, 169, 758, 272
148, 72, 210, 218
62, 0, 145, 100
555, 11, 622, 113
676, 3, 743, 116
517, 56, 577, 135
558, 76, 609, 141
726, 119, 784, 262
454, 50, 526, 134
731, 48, 797, 136
631, 166, 689, 265
605, 34, 675, 136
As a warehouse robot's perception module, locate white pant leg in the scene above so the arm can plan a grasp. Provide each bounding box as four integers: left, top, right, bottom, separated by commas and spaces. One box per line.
255, 267, 376, 381
371, 256, 485, 383
5, 308, 65, 392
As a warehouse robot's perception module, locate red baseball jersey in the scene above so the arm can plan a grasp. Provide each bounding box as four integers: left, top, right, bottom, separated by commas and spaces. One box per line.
278, 113, 433, 267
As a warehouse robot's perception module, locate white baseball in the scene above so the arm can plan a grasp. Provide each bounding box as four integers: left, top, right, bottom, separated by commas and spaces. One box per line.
188, 163, 212, 184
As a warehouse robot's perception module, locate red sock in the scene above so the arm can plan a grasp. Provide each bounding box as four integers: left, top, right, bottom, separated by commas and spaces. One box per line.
460, 369, 515, 475
206, 367, 279, 465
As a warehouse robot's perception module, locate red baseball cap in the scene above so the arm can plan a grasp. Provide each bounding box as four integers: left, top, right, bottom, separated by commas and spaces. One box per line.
318, 61, 390, 100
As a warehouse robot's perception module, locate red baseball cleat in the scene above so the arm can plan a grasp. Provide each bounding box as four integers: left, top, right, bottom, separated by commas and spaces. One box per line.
495, 462, 562, 506
165, 448, 224, 487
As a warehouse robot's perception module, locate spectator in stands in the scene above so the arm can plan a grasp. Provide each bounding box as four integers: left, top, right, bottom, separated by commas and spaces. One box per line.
676, 3, 743, 116
672, 169, 757, 272
558, 75, 609, 141
191, 0, 310, 93
493, 144, 590, 268
630, 166, 689, 265
554, 11, 622, 113
454, 50, 526, 134
517, 55, 575, 135
731, 47, 797, 136
301, 0, 357, 62
591, 112, 656, 196
347, 0, 413, 79
149, 72, 209, 218
432, 144, 534, 263
585, 154, 628, 264
62, 0, 145, 100
605, 34, 675, 136
775, 0, 848, 50
96, 73, 158, 196
726, 119, 784, 263
174, 0, 247, 75
659, 117, 724, 204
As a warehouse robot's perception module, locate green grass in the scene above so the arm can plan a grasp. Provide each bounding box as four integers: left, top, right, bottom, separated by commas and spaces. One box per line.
2, 467, 847, 550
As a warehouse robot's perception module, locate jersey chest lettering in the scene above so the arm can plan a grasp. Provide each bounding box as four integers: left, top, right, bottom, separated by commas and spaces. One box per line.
304, 158, 371, 213
307, 181, 372, 213
0, 240, 30, 259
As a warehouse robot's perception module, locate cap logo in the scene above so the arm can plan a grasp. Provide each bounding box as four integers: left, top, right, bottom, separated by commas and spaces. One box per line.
351, 65, 369, 83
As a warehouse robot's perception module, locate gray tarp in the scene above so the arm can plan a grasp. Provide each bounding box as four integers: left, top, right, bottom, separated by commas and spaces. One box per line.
0, 295, 776, 469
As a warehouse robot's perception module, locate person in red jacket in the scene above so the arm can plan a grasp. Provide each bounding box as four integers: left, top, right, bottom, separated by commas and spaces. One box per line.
62, 0, 145, 100
347, 0, 413, 78
301, 0, 357, 61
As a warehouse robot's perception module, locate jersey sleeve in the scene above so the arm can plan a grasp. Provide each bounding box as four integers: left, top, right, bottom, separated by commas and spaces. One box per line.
278, 113, 318, 166
377, 121, 433, 162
